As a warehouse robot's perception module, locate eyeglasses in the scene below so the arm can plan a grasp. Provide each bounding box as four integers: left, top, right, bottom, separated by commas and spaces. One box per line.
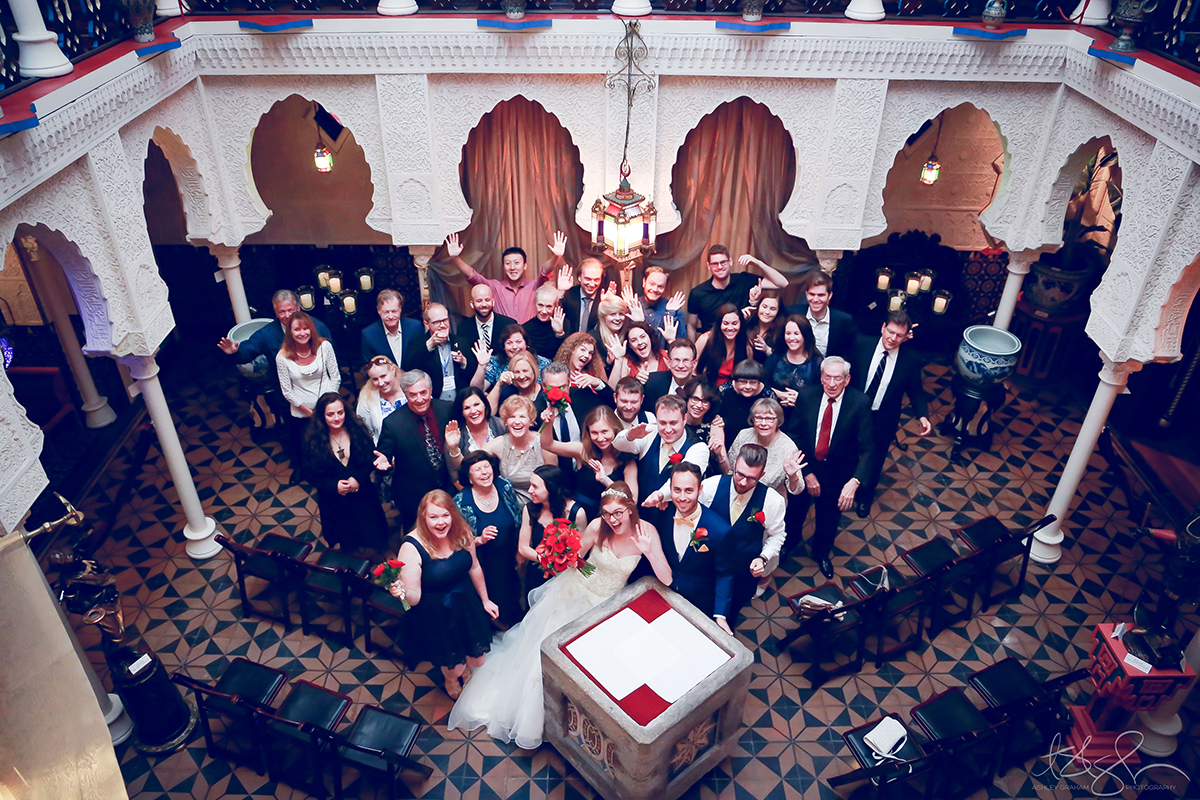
688, 396, 712, 405
601, 508, 628, 520
708, 259, 731, 267
428, 318, 451, 328
753, 414, 778, 423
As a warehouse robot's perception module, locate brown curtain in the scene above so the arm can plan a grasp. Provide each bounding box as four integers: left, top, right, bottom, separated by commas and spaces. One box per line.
429, 96, 592, 309
650, 97, 816, 298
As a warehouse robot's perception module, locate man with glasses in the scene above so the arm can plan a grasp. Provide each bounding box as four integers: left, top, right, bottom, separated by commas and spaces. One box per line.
634, 462, 731, 622
686, 245, 789, 338
614, 395, 709, 503
784, 356, 872, 579
360, 289, 424, 370
713, 359, 773, 450
644, 338, 698, 408
418, 303, 468, 402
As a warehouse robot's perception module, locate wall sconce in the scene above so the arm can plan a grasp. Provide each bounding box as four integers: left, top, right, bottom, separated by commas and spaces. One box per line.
326, 270, 344, 295
312, 100, 333, 173
904, 272, 922, 296
919, 269, 935, 293
297, 285, 317, 312
875, 268, 893, 292
315, 266, 332, 289
888, 290, 907, 312
340, 291, 359, 316
932, 290, 953, 315
355, 268, 375, 293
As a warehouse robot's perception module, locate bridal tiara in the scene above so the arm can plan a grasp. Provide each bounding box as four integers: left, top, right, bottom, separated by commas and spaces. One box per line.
601, 487, 630, 500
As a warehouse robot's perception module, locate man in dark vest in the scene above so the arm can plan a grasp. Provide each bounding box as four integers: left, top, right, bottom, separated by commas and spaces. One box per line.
636, 463, 730, 620
701, 443, 799, 632
612, 394, 709, 503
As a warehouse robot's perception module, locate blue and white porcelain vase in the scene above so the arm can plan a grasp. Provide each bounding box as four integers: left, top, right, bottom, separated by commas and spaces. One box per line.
982, 0, 1007, 28
955, 326, 1022, 388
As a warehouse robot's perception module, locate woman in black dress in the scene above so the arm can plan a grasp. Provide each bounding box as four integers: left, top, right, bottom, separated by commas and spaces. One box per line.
538, 405, 636, 516
454, 451, 524, 628
303, 392, 388, 553
394, 490, 499, 698
517, 465, 587, 600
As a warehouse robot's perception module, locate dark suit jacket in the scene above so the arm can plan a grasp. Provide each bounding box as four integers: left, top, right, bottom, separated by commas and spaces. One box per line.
786, 303, 859, 359
788, 385, 873, 487
360, 318, 426, 369
453, 311, 517, 376
560, 286, 601, 335
635, 504, 730, 618
376, 400, 453, 512
851, 336, 930, 438
642, 371, 683, 410
413, 340, 472, 401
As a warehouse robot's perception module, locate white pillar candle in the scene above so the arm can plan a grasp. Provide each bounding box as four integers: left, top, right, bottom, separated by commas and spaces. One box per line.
328, 275, 342, 294
888, 294, 903, 311
343, 295, 357, 315
919, 273, 933, 292
359, 273, 372, 291
876, 273, 890, 291
933, 296, 948, 314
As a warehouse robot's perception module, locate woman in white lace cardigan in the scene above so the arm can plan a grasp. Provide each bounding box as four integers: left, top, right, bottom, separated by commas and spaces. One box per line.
276, 311, 340, 476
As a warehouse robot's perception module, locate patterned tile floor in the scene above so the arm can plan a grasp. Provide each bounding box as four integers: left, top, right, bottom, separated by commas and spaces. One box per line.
67, 352, 1199, 800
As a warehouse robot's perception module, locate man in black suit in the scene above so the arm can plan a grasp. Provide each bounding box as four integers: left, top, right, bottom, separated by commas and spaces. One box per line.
851, 310, 931, 518
643, 338, 698, 409
637, 462, 731, 621
454, 284, 516, 378
559, 257, 605, 335
786, 271, 858, 359
416, 303, 470, 402
374, 369, 453, 529
784, 356, 872, 579
360, 289, 425, 370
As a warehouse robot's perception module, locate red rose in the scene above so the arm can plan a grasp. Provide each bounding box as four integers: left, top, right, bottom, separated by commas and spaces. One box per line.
668, 453, 683, 464
754, 511, 766, 523
372, 564, 385, 577
387, 559, 404, 569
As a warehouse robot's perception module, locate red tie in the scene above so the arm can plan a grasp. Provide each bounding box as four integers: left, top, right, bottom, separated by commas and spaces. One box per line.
815, 398, 834, 461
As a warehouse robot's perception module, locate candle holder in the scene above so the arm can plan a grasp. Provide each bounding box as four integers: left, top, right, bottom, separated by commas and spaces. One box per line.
887, 290, 907, 312
932, 289, 953, 315
904, 272, 922, 296
356, 267, 375, 293
325, 270, 344, 296
919, 269, 935, 293
340, 291, 359, 316
297, 285, 317, 312
315, 266, 332, 289
875, 267, 893, 292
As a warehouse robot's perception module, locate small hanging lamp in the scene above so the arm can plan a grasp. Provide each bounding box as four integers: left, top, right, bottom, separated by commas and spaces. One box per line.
312, 101, 333, 173
920, 114, 943, 186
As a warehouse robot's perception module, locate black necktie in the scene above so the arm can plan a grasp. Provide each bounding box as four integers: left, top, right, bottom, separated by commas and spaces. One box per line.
866, 352, 888, 403
558, 411, 571, 442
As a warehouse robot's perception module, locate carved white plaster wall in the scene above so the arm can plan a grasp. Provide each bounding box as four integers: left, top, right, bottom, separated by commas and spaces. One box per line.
1087, 140, 1193, 361
862, 81, 1057, 250
201, 74, 393, 240
426, 74, 606, 234
0, 368, 48, 537
1154, 251, 1200, 361
653, 75, 836, 238
376, 74, 443, 245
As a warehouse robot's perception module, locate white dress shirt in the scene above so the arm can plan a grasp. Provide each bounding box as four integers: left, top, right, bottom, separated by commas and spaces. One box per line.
807, 308, 831, 356
699, 476, 788, 573
476, 316, 494, 349
815, 393, 844, 452
385, 327, 405, 366
865, 341, 898, 411
671, 506, 701, 561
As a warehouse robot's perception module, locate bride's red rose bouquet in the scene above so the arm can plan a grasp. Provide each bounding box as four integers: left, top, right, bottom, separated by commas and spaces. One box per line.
536, 519, 595, 579
371, 559, 410, 609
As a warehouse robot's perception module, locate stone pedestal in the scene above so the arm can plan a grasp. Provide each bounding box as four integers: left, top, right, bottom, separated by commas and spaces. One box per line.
542, 578, 753, 800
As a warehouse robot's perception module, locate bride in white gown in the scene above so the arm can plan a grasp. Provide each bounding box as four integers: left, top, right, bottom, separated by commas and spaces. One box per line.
447, 481, 673, 749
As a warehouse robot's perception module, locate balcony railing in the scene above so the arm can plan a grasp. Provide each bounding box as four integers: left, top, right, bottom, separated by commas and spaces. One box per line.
1, 0, 1198, 96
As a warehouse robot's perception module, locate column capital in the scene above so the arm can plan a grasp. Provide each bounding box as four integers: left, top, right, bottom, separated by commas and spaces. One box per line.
814, 250, 843, 274
1006, 246, 1056, 276
1098, 355, 1143, 387
409, 245, 437, 268
206, 243, 242, 270
118, 354, 160, 382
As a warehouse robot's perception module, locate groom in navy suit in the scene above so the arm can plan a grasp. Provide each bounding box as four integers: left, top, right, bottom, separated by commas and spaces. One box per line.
635, 462, 730, 622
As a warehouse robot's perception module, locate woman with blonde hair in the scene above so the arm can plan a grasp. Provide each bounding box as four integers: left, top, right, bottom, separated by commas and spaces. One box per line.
393, 490, 499, 698
480, 394, 555, 504
588, 292, 628, 365
487, 349, 544, 414
448, 480, 671, 748
356, 355, 405, 443
539, 404, 636, 515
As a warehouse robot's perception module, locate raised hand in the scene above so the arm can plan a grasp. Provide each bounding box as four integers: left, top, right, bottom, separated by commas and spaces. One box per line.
373, 450, 393, 471
549, 230, 567, 258
471, 340, 491, 366
665, 291, 686, 313
540, 407, 557, 425
641, 491, 667, 510
753, 333, 768, 352
748, 278, 764, 306
217, 337, 239, 354
784, 450, 807, 481
623, 287, 645, 321
633, 522, 655, 555
499, 370, 514, 386
551, 306, 566, 335
607, 280, 619, 298
609, 339, 627, 361
636, 368, 650, 385
738, 254, 762, 269
446, 233, 463, 258
627, 422, 652, 441
659, 315, 678, 342
587, 459, 607, 482
445, 420, 461, 450
556, 264, 574, 293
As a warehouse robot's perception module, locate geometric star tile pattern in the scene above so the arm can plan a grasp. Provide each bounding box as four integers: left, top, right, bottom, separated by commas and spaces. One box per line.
65, 354, 1196, 800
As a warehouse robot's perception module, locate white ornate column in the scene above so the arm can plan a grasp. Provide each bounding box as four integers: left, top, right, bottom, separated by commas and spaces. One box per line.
207, 244, 250, 325
993, 249, 1041, 331
5, 0, 72, 77
1034, 356, 1142, 564
119, 355, 221, 559
814, 250, 843, 275
1134, 628, 1199, 756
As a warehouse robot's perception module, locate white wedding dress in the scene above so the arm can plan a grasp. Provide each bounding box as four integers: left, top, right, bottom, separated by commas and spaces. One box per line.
447, 544, 642, 749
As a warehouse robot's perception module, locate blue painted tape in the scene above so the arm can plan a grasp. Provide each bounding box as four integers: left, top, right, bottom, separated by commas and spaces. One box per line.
1087, 44, 1137, 65
135, 39, 182, 57
238, 19, 315, 32
476, 18, 553, 30
0, 114, 39, 136
715, 20, 792, 32
951, 26, 1027, 39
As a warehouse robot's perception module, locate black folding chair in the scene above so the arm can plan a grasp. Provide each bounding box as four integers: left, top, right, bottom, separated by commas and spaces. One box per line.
258, 680, 353, 798
327, 705, 433, 800
170, 658, 286, 774
956, 515, 1053, 611
295, 550, 371, 648
910, 688, 1007, 799
831, 713, 942, 800
777, 581, 880, 688
350, 572, 410, 663
901, 538, 985, 639
217, 533, 312, 629
849, 565, 936, 666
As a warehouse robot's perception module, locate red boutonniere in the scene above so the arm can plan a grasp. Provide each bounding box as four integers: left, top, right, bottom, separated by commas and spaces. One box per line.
668, 452, 683, 465
689, 527, 709, 553
371, 560, 409, 609
747, 509, 766, 524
